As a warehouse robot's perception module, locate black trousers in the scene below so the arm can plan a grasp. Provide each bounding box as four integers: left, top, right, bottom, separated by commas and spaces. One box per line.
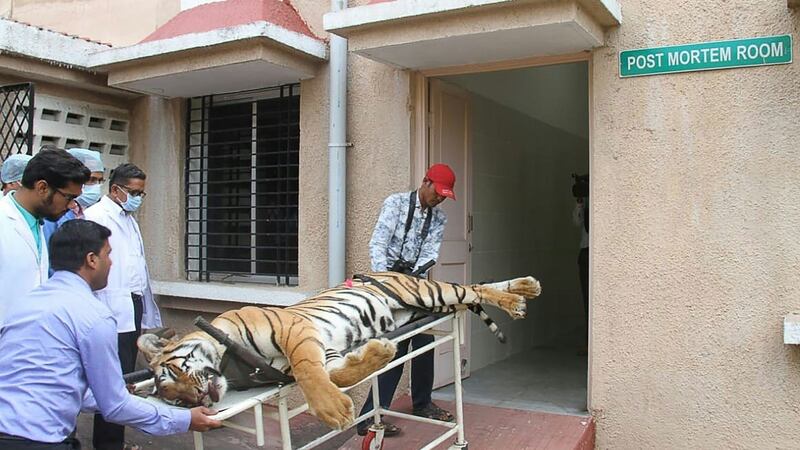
578, 247, 589, 330
358, 333, 435, 420
93, 294, 143, 450
0, 433, 81, 450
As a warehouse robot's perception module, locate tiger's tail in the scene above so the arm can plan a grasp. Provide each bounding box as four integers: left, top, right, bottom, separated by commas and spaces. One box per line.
468, 304, 506, 343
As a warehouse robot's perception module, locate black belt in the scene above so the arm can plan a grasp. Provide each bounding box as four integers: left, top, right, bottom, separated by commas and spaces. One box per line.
0, 432, 25, 440
0, 431, 79, 446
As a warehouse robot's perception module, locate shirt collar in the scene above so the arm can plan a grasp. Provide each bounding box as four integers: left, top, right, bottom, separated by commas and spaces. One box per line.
51, 270, 94, 293
99, 195, 128, 219
9, 191, 42, 228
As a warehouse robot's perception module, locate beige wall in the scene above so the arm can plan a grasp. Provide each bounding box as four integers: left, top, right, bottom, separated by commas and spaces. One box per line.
590, 1, 800, 448
298, 53, 412, 289
128, 96, 185, 281
3, 0, 180, 46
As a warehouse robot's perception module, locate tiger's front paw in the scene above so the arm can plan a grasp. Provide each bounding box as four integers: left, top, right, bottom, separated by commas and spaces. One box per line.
308, 385, 354, 430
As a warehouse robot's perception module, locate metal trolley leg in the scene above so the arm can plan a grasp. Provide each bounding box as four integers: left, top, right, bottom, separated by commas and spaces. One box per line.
450, 311, 468, 449
254, 403, 265, 446
193, 431, 204, 450
279, 392, 292, 450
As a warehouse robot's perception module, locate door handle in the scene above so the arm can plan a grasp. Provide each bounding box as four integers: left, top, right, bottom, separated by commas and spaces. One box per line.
468, 243, 473, 252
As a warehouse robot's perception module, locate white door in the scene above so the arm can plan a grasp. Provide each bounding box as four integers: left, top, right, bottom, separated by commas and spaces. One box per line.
428, 79, 472, 388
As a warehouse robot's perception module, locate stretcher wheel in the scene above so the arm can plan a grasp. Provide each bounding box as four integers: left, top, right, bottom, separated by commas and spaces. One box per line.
361, 430, 384, 450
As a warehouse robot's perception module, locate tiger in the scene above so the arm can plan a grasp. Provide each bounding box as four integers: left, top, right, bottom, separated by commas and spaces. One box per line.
137, 272, 541, 430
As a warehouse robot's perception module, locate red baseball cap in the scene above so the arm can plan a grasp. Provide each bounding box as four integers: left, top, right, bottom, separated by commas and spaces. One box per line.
425, 163, 456, 200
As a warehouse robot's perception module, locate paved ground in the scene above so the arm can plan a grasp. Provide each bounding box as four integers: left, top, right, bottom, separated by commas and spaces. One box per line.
433, 348, 588, 416
75, 396, 592, 449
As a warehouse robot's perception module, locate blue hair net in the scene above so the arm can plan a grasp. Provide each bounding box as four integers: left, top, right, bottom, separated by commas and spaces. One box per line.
67, 148, 104, 173
1, 154, 33, 184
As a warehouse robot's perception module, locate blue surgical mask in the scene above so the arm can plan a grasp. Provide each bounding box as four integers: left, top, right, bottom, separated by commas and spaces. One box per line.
121, 191, 143, 212
76, 183, 103, 208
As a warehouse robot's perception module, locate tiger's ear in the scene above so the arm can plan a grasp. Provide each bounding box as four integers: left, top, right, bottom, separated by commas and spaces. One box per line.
153, 327, 177, 340
137, 333, 173, 363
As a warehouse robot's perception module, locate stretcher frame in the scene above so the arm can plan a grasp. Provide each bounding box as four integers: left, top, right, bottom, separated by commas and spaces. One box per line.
135, 311, 469, 450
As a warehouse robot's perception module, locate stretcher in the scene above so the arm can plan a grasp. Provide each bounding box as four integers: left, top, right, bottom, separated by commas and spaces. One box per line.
133, 310, 469, 450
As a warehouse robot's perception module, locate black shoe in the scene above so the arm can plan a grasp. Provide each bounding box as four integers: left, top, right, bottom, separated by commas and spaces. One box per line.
357, 420, 401, 436
413, 402, 454, 422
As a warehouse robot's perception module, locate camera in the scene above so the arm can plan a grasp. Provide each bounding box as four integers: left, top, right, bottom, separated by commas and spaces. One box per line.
389, 259, 415, 275
571, 173, 589, 198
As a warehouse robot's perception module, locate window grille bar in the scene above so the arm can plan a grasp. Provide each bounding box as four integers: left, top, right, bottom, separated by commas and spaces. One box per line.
188, 110, 300, 123
0, 83, 35, 160
202, 95, 210, 281
187, 163, 299, 173
186, 192, 299, 198
186, 205, 299, 211
187, 256, 298, 264
187, 121, 300, 135
187, 136, 300, 148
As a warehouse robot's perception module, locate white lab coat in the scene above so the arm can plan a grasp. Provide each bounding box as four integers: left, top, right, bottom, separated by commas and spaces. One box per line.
84, 196, 161, 332
0, 194, 49, 323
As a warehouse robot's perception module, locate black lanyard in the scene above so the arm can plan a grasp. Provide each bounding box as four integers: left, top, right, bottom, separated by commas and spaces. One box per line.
399, 190, 433, 266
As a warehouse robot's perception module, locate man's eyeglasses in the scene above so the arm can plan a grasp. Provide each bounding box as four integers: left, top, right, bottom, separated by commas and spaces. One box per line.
116, 185, 147, 198
54, 189, 79, 203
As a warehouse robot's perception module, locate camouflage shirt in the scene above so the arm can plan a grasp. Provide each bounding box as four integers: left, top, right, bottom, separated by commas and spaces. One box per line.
369, 190, 447, 274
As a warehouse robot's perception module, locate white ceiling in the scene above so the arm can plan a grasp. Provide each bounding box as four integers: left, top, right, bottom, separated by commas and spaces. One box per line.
114, 60, 310, 98
355, 23, 600, 71
444, 62, 589, 139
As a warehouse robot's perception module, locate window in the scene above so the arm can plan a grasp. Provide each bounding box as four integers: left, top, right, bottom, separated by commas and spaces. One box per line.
186, 85, 299, 285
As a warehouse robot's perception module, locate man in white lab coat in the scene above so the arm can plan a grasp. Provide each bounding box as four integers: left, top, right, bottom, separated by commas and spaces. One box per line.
0, 149, 89, 323
84, 162, 161, 450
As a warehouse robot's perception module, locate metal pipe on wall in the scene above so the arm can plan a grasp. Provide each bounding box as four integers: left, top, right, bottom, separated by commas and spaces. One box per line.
328, 0, 348, 286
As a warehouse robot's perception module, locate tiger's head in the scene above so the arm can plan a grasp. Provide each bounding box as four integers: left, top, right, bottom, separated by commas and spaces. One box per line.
137, 333, 229, 407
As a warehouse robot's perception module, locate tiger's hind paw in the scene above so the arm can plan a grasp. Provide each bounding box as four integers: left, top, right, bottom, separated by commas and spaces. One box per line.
505, 294, 527, 319
509, 276, 541, 299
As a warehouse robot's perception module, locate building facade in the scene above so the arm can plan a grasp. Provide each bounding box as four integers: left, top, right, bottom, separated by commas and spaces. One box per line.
1, 0, 799, 447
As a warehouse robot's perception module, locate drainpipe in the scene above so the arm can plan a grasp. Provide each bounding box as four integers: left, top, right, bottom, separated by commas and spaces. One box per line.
328, 0, 349, 286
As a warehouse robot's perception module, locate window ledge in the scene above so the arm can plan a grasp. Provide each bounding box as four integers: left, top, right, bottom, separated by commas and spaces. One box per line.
151, 280, 311, 307
784, 312, 800, 344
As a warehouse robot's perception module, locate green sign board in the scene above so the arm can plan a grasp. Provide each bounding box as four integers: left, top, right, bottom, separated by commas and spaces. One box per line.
620, 35, 792, 77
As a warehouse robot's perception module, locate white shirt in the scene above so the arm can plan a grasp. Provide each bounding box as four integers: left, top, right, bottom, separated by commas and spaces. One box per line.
0, 195, 49, 324
84, 196, 161, 332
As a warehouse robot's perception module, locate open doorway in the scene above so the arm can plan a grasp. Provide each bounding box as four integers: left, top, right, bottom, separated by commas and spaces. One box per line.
428, 61, 590, 415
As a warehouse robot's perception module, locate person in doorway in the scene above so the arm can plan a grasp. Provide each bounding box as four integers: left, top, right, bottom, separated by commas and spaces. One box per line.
43, 148, 106, 247
0, 148, 89, 323
573, 194, 589, 354
84, 163, 161, 450
0, 219, 221, 449
0, 153, 33, 197
356, 163, 457, 437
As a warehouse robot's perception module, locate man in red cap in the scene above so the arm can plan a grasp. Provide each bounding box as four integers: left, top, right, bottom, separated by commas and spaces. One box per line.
357, 163, 456, 437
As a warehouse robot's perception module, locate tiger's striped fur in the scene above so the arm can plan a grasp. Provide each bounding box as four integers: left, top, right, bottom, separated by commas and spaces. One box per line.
138, 272, 541, 429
